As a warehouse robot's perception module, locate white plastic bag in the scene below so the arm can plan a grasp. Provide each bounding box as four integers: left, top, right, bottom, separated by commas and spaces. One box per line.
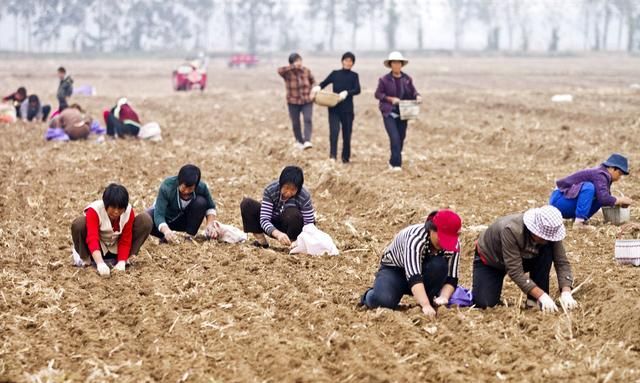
213, 222, 247, 244
289, 224, 339, 256
138, 122, 162, 141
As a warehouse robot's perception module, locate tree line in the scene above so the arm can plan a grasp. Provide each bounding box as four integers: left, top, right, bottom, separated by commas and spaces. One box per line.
1, 0, 639, 54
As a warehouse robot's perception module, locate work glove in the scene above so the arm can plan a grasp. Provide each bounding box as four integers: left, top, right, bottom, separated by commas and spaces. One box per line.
537, 293, 558, 313
433, 296, 449, 306
311, 86, 321, 94
96, 262, 111, 277
558, 291, 578, 310
338, 90, 348, 100
114, 261, 126, 272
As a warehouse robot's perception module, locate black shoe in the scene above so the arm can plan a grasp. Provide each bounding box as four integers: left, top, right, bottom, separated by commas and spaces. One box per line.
358, 288, 372, 308
252, 240, 269, 249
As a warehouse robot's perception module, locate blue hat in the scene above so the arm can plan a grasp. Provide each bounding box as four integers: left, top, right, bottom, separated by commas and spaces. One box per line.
602, 153, 629, 175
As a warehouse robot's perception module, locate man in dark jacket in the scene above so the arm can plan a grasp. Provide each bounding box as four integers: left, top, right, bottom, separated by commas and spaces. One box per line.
147, 164, 219, 243
56, 66, 73, 112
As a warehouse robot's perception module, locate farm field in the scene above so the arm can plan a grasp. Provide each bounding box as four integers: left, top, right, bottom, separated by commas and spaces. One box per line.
1, 55, 640, 382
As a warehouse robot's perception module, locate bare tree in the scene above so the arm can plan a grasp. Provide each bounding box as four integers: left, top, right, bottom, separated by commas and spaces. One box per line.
504, 0, 517, 50
472, 0, 500, 51
6, 0, 37, 52
512, 1, 533, 52
309, 0, 340, 52
364, 0, 384, 50
612, 0, 640, 52
182, 0, 216, 51
448, 0, 472, 51
384, 0, 399, 51
403, 0, 428, 50
236, 0, 276, 54
544, 0, 566, 53
345, 0, 364, 49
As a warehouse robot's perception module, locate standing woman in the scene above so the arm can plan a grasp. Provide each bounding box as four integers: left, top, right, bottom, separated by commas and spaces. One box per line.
278, 53, 316, 150
374, 52, 422, 171
314, 52, 361, 163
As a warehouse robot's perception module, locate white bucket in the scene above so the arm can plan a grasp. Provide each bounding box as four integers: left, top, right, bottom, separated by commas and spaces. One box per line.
614, 239, 640, 266
602, 206, 630, 226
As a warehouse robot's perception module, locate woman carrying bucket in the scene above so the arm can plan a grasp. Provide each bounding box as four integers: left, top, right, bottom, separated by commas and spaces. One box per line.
472, 206, 578, 312
374, 51, 422, 171
550, 153, 633, 230
314, 52, 361, 164
359, 210, 462, 318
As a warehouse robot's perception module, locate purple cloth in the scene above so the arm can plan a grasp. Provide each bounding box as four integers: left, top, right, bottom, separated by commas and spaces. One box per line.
45, 127, 70, 141
374, 72, 419, 117
90, 120, 105, 135
555, 166, 616, 206
448, 286, 473, 307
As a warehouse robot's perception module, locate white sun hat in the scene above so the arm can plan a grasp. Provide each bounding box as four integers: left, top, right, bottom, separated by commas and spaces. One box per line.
384, 51, 408, 68
523, 205, 566, 242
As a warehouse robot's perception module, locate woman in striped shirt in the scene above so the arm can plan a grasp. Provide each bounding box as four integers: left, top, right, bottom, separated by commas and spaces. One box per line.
240, 166, 315, 248
360, 210, 462, 318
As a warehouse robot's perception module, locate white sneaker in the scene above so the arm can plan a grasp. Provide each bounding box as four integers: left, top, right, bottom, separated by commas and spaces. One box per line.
294, 142, 305, 150
389, 165, 402, 172
303, 141, 313, 150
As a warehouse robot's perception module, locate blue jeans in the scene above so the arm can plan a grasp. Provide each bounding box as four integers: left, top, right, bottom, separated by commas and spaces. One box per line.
383, 115, 408, 167
549, 182, 602, 220
362, 256, 448, 309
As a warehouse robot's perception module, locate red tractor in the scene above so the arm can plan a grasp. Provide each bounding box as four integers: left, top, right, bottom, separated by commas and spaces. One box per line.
228, 54, 259, 68
172, 60, 207, 91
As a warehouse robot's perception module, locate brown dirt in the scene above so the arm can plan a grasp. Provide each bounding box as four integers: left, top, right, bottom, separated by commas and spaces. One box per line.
0, 55, 639, 382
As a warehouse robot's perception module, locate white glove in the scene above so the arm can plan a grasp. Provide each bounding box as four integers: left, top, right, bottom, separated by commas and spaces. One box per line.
311, 86, 321, 94
338, 90, 348, 100
559, 291, 578, 310
416, 95, 423, 104
537, 293, 558, 313
114, 261, 126, 272
433, 296, 449, 306
96, 262, 111, 277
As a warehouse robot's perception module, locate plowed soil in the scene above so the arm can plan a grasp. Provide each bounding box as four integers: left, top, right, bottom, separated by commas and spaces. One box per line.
1, 55, 639, 382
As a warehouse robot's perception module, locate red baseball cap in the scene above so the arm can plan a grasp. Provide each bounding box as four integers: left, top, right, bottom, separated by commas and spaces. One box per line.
431, 210, 462, 252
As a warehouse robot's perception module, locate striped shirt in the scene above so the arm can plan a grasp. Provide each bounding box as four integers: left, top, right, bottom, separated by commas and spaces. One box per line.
380, 224, 460, 287
260, 181, 315, 235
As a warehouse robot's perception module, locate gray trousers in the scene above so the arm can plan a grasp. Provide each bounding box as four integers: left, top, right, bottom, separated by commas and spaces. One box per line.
287, 103, 313, 143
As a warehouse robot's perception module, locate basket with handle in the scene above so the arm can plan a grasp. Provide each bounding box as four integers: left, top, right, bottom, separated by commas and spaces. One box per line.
614, 239, 640, 266
399, 100, 420, 120
314, 91, 340, 107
